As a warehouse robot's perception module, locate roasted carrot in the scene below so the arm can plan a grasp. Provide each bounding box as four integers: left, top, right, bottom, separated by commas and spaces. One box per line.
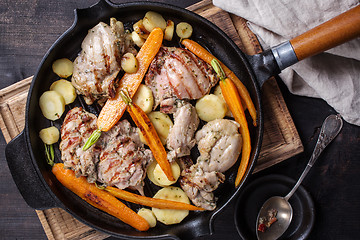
120, 90, 175, 182
105, 186, 204, 211
211, 60, 251, 187
181, 39, 257, 126
98, 27, 163, 131
83, 27, 163, 151
52, 163, 150, 231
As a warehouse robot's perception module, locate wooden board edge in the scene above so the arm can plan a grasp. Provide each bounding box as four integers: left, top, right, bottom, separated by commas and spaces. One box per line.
36, 210, 58, 240
0, 77, 32, 102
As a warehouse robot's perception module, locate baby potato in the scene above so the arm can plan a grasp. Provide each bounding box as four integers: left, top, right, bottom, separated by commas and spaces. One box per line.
52, 58, 73, 78
213, 84, 247, 116
176, 22, 193, 39
137, 208, 157, 228
50, 79, 77, 105
153, 161, 181, 186
146, 161, 163, 186
213, 84, 232, 117
132, 84, 154, 113
143, 11, 167, 32
164, 20, 174, 41
152, 187, 190, 225
39, 126, 60, 145
148, 111, 173, 145
133, 19, 150, 39
132, 31, 145, 48
195, 94, 227, 122
39, 91, 65, 121
121, 52, 139, 74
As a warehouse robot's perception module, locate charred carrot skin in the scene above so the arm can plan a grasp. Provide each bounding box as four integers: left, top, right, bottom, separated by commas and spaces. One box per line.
52, 163, 150, 231
97, 27, 164, 132
211, 60, 251, 187
105, 186, 204, 211
181, 39, 257, 126
120, 91, 175, 182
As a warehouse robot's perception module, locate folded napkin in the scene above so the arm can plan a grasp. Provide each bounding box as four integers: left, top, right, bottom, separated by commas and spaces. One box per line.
213, 0, 360, 126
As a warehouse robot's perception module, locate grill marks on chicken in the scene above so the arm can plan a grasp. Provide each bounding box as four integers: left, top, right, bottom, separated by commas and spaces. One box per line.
60, 107, 101, 183
71, 20, 136, 105
71, 22, 121, 105
145, 47, 219, 113
59, 108, 152, 193
97, 120, 153, 195
180, 119, 242, 210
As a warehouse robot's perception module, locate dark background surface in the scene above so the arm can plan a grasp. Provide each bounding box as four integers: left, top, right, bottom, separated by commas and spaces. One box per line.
0, 0, 359, 239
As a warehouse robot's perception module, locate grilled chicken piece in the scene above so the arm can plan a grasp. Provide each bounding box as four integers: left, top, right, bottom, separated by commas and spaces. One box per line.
196, 119, 242, 173
166, 103, 199, 161
180, 119, 242, 210
145, 47, 219, 113
71, 19, 136, 105
59, 107, 101, 183
97, 120, 153, 195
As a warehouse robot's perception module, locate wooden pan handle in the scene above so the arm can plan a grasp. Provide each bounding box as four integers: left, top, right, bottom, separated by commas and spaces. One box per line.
290, 5, 360, 61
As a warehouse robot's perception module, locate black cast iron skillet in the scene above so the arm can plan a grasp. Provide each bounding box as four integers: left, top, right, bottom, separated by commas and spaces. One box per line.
5, 0, 360, 239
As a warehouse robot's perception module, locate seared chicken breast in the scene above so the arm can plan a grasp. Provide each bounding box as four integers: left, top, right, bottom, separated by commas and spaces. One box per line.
145, 47, 219, 113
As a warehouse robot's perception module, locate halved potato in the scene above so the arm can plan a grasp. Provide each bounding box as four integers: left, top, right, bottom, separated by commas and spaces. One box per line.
146, 160, 163, 186
132, 31, 145, 48
39, 91, 65, 121
143, 11, 167, 32
137, 208, 157, 228
195, 94, 227, 122
176, 22, 193, 39
39, 126, 60, 145
164, 20, 174, 41
133, 19, 150, 39
213, 84, 232, 117
121, 52, 139, 74
148, 111, 173, 145
213, 84, 247, 116
152, 187, 190, 225
52, 58, 73, 78
132, 84, 154, 113
50, 79, 77, 105
153, 161, 181, 186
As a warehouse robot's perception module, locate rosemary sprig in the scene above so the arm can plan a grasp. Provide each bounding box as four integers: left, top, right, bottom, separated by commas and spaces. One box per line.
119, 89, 132, 105
95, 182, 107, 190
45, 143, 55, 166
83, 128, 102, 151
211, 59, 226, 80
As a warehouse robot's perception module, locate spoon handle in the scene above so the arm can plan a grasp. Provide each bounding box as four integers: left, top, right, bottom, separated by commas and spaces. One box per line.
284, 114, 343, 201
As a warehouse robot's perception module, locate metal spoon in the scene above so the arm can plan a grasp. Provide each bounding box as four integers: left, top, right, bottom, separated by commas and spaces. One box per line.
256, 114, 343, 240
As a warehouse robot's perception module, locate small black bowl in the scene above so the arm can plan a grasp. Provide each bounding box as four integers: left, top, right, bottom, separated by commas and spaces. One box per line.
234, 174, 315, 240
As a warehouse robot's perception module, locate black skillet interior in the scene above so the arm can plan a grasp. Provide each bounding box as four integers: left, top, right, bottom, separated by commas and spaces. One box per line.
24, 0, 263, 238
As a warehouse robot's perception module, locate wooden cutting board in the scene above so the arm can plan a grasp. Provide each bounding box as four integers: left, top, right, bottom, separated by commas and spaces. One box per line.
0, 0, 303, 239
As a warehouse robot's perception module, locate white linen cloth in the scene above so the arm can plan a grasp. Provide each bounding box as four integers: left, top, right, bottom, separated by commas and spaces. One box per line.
213, 0, 360, 126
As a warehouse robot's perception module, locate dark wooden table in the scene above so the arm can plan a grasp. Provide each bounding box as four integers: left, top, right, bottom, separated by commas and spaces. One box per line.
1, 0, 359, 239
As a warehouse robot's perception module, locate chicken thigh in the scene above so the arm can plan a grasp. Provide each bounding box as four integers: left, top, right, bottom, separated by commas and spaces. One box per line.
59, 107, 101, 183
180, 119, 242, 210
97, 120, 153, 195
166, 103, 200, 161
145, 47, 219, 113
71, 19, 136, 105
